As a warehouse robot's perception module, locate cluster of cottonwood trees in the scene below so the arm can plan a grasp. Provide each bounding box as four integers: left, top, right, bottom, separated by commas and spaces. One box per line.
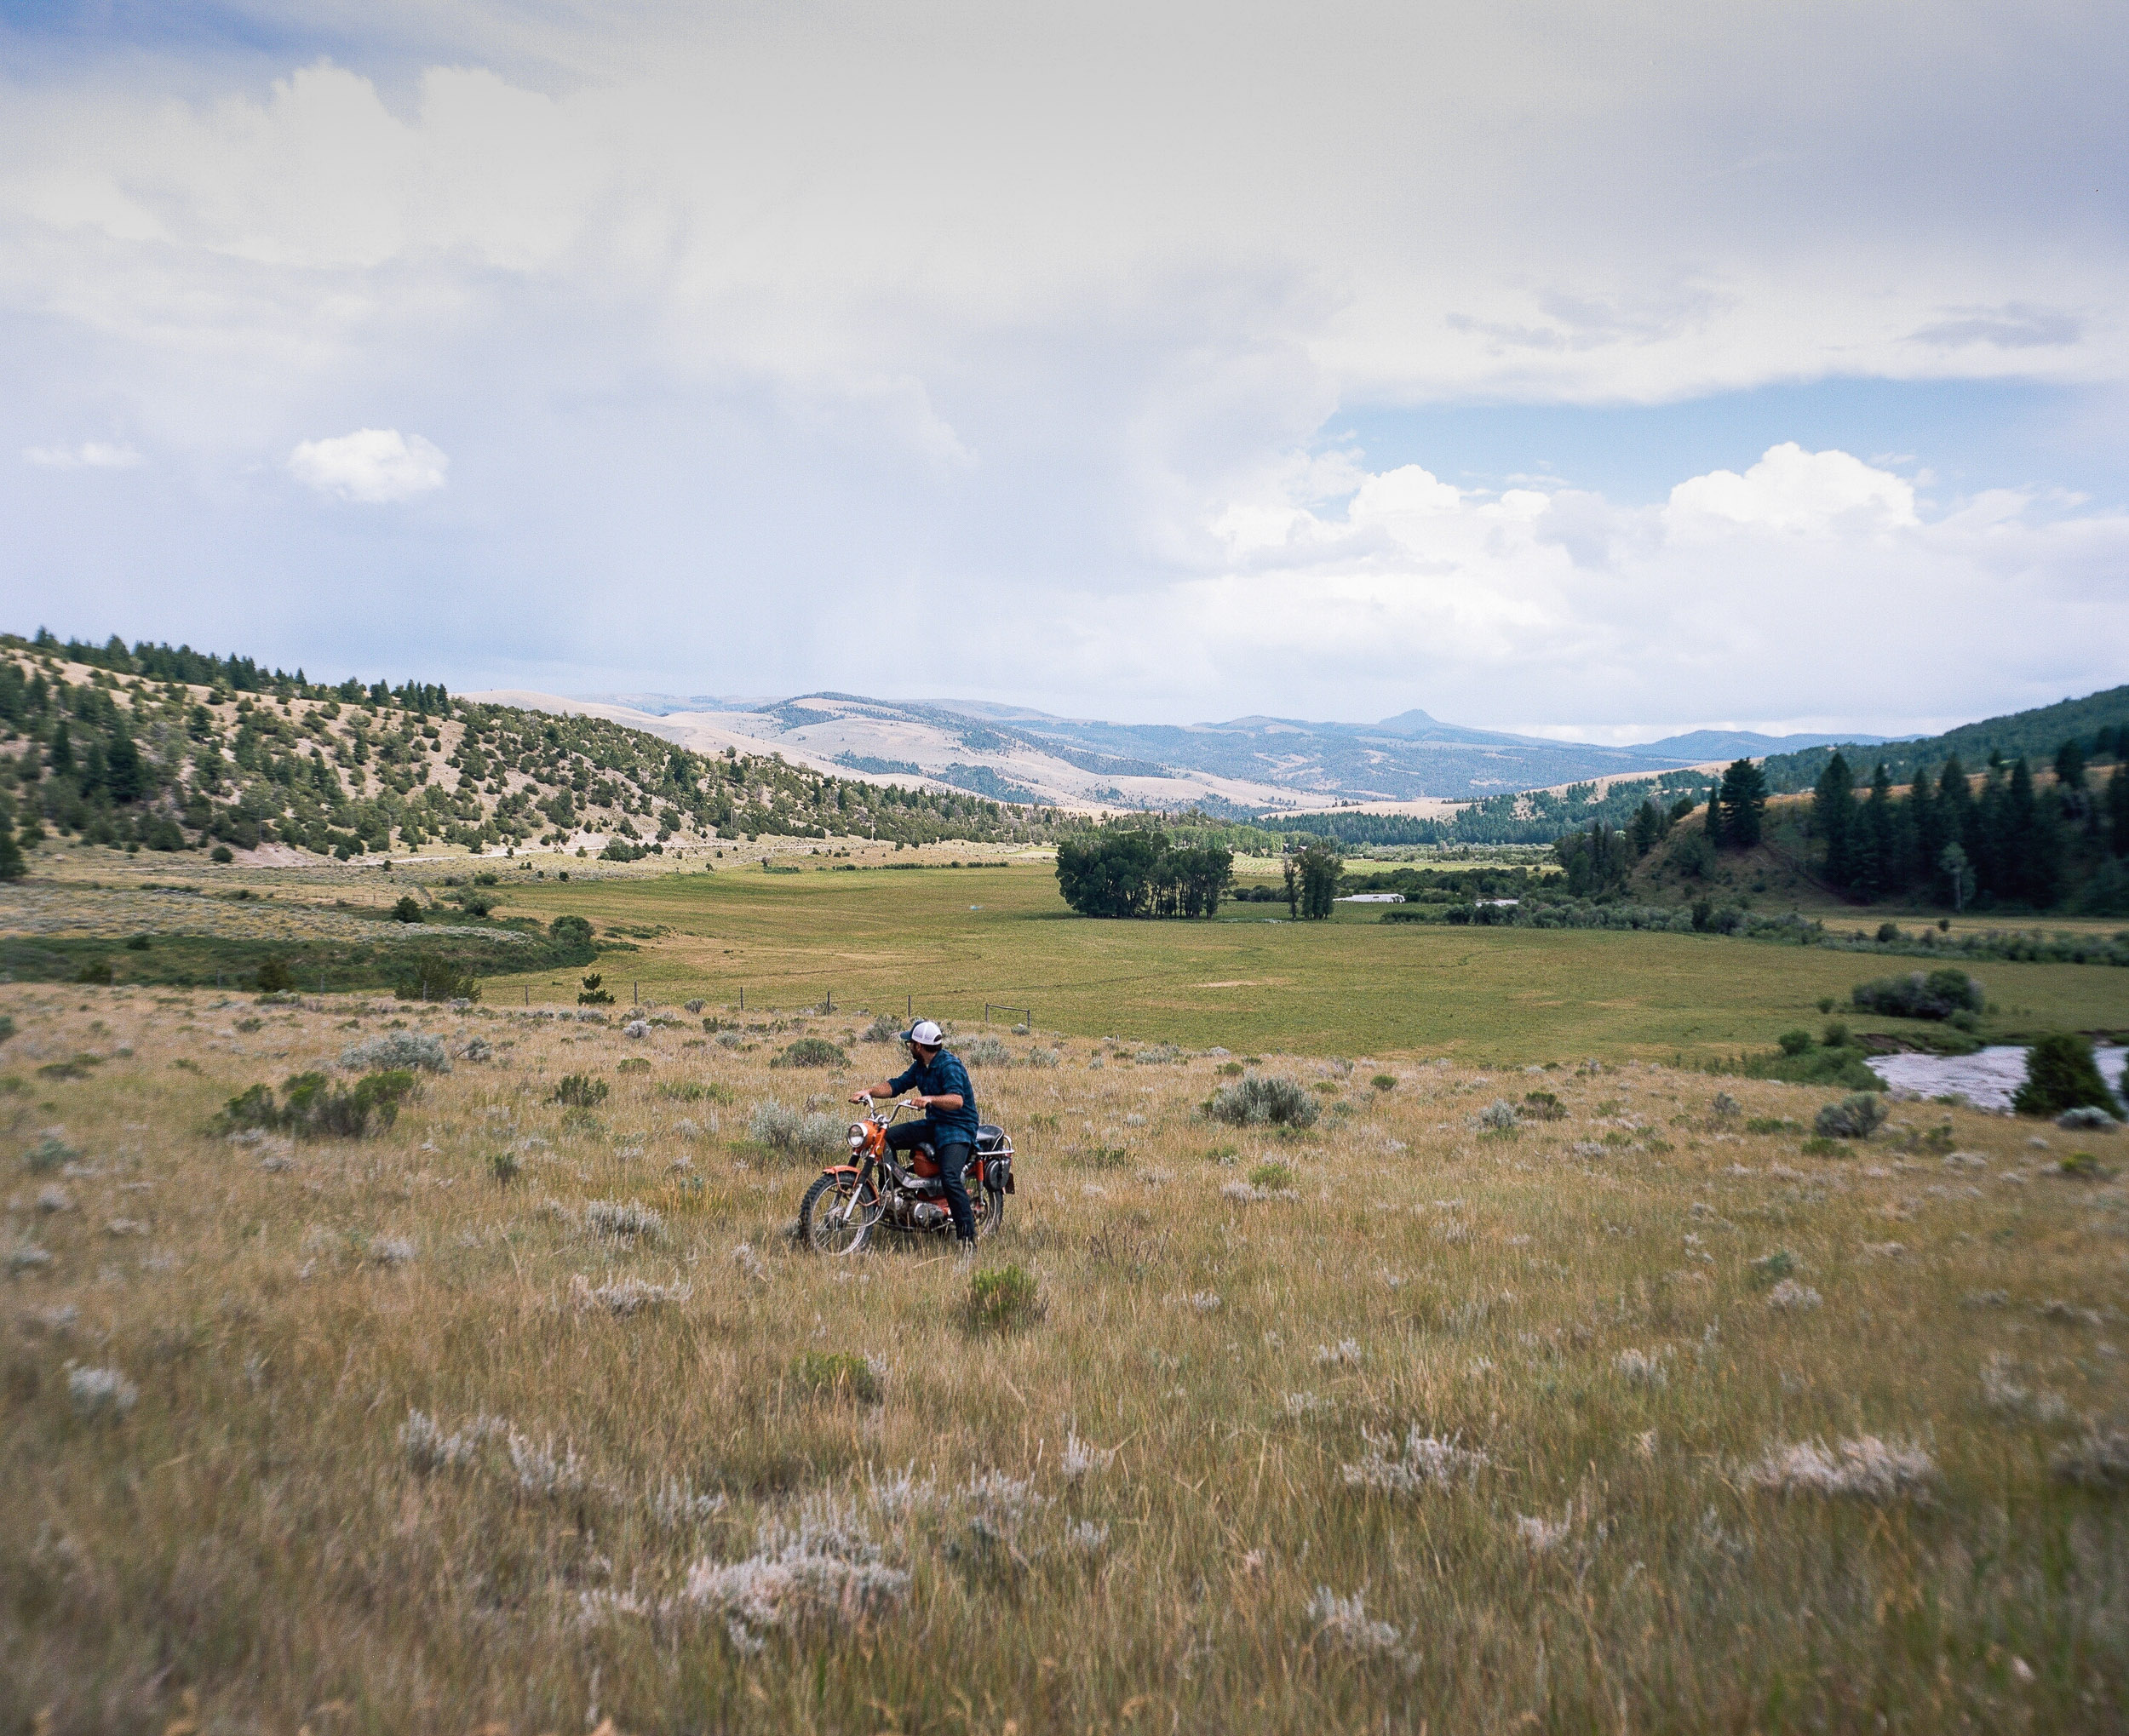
1054, 826, 1235, 918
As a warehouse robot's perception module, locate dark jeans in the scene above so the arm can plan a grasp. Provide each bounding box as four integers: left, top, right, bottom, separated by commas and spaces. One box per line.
885, 1122, 977, 1241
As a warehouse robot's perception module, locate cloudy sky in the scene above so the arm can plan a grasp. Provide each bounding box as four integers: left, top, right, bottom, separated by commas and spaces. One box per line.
3, 1, 2124, 740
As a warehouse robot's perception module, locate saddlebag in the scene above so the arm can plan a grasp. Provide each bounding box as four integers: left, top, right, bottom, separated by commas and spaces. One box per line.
975, 1123, 1014, 1192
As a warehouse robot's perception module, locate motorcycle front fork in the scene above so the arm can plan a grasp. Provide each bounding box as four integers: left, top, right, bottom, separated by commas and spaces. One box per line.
835, 1160, 878, 1227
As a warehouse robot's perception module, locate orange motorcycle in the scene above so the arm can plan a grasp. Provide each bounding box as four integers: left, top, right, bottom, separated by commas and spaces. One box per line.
798, 1095, 1013, 1254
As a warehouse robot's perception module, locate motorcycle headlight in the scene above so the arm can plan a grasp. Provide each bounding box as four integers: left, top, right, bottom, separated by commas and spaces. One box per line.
847, 1126, 866, 1150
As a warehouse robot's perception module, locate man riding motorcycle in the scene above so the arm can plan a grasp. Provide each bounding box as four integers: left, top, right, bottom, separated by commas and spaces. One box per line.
852, 1019, 979, 1250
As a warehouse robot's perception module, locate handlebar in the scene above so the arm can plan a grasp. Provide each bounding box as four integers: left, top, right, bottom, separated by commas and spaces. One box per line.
851, 1093, 922, 1123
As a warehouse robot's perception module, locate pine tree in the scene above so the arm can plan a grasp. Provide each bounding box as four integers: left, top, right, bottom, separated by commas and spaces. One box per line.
1813, 751, 1856, 886
2055, 736, 2088, 790
105, 731, 146, 805
2007, 759, 2063, 906
1940, 755, 1977, 865
2111, 762, 2129, 858
1908, 765, 1946, 890
1717, 758, 1768, 849
1858, 763, 1897, 897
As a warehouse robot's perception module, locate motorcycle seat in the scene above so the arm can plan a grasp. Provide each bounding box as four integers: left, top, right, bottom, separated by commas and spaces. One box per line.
975, 1123, 1010, 1154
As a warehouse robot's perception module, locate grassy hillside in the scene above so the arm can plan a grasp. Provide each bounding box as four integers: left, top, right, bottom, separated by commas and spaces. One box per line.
2, 983, 2122, 1731
3, 631, 1059, 866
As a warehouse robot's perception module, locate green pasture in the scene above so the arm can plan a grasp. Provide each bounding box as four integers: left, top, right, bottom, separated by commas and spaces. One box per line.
485, 861, 2129, 1059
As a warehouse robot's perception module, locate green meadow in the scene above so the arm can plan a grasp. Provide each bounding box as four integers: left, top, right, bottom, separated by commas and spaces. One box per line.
486, 861, 2129, 1059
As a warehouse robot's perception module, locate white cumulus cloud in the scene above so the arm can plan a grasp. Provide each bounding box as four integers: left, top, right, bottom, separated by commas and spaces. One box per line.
286, 429, 448, 502
1667, 442, 1917, 533
24, 441, 142, 470
1059, 443, 2129, 730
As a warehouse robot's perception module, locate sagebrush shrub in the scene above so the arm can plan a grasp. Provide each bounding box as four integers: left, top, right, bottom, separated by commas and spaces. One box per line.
958, 1036, 1013, 1067
770, 1037, 846, 1070
2051, 1429, 2129, 1490
340, 1031, 450, 1074
220, 1070, 417, 1139
26, 1133, 76, 1174
1207, 1074, 1318, 1129
68, 1366, 139, 1422
749, 1098, 845, 1159
584, 1198, 663, 1240
1748, 1436, 1935, 1504
1814, 1093, 1888, 1140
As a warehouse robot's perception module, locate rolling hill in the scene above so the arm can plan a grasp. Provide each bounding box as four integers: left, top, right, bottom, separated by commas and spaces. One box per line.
1759, 686, 2129, 794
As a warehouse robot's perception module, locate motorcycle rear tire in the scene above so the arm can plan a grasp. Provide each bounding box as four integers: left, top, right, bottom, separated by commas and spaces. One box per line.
800, 1173, 878, 1256
975, 1183, 1005, 1240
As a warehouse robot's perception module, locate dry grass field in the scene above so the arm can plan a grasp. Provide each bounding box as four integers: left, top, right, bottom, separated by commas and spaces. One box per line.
3, 983, 2125, 1733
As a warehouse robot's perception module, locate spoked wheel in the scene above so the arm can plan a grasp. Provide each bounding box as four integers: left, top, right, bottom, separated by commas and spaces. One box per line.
800, 1173, 880, 1255
973, 1183, 1005, 1240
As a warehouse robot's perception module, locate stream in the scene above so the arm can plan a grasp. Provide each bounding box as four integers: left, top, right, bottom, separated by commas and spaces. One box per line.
1866, 1044, 2127, 1112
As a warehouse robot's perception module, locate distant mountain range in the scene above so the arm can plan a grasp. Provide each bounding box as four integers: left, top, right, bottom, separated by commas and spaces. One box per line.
532, 690, 1894, 811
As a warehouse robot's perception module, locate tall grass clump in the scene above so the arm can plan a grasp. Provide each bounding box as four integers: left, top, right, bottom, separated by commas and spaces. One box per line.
792, 1349, 883, 1404
962, 1263, 1043, 1332
552, 1074, 609, 1108
1207, 1074, 1318, 1129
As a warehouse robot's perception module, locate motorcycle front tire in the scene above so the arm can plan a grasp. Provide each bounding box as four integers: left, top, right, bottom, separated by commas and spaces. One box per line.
800, 1173, 878, 1255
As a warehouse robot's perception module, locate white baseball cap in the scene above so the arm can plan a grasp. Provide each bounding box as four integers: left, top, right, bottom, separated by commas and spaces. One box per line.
902, 1020, 944, 1046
